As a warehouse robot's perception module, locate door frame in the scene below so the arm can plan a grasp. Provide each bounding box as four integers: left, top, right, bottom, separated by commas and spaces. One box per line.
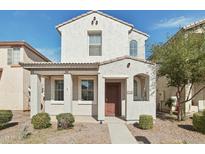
105, 82, 121, 116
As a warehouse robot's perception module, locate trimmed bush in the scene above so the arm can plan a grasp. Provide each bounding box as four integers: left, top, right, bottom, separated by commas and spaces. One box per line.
203, 109, 205, 116
56, 113, 75, 129
0, 110, 13, 124
139, 115, 153, 130
193, 112, 205, 134
31, 113, 51, 129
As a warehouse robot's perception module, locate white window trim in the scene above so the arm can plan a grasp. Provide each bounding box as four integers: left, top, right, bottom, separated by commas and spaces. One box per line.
50, 76, 64, 102
130, 40, 138, 57
87, 31, 102, 57
78, 76, 97, 105
134, 76, 142, 101
7, 47, 21, 65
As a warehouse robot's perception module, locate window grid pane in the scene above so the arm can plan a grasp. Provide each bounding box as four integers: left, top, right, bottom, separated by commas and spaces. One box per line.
89, 45, 101, 56
89, 33, 102, 56
89, 34, 101, 45
13, 48, 20, 64
130, 40, 138, 57
55, 80, 64, 101
81, 80, 94, 101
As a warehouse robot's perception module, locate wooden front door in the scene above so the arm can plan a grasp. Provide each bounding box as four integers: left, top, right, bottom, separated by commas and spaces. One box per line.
105, 83, 121, 116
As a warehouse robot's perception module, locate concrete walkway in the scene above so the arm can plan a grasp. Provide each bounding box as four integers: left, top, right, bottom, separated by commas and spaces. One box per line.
106, 117, 137, 144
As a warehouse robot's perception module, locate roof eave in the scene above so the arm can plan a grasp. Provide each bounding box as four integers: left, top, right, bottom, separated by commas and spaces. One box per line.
56, 10, 134, 30
19, 62, 99, 70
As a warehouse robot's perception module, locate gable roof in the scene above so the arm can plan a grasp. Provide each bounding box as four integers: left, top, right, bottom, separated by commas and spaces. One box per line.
183, 19, 205, 30
100, 55, 154, 65
56, 10, 149, 37
0, 41, 51, 62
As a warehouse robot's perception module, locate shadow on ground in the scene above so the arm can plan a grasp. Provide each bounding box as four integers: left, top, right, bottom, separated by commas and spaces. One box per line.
133, 122, 139, 128
0, 122, 18, 130
135, 136, 151, 144
178, 124, 195, 132
157, 112, 177, 122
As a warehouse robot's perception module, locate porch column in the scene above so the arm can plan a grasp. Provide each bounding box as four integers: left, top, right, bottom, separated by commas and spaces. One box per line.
64, 73, 72, 113
30, 74, 41, 117
185, 83, 192, 113
126, 77, 133, 120
98, 73, 105, 121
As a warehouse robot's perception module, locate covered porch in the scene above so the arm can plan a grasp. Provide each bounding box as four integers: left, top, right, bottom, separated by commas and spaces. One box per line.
21, 57, 156, 121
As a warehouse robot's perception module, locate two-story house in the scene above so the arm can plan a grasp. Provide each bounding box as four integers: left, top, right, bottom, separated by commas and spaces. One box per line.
0, 41, 50, 111
21, 11, 156, 121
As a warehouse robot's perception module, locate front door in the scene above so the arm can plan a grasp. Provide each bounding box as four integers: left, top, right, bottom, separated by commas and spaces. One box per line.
105, 83, 121, 116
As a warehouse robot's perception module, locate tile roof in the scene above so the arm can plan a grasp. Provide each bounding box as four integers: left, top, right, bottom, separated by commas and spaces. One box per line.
183, 19, 205, 30
99, 55, 155, 65
56, 10, 149, 37
20, 55, 155, 70
0, 41, 51, 62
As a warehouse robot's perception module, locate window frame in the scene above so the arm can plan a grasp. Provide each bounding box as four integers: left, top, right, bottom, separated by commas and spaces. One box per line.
54, 79, 64, 101
88, 31, 102, 56
81, 80, 94, 101
129, 40, 138, 57
78, 76, 97, 104
7, 47, 21, 65
133, 77, 142, 101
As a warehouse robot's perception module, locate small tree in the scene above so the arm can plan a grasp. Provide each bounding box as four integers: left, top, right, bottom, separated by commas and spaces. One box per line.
152, 30, 205, 121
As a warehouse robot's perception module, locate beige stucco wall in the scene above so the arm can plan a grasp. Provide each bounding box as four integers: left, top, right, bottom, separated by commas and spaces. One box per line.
59, 12, 147, 63
0, 46, 49, 111
0, 47, 24, 110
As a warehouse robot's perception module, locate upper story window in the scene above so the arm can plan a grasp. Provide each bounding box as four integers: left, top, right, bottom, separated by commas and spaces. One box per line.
130, 40, 138, 57
88, 32, 102, 56
7, 48, 20, 65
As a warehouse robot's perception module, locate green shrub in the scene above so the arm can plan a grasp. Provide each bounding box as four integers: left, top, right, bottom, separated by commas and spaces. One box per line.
193, 112, 205, 134
139, 115, 153, 130
203, 109, 205, 116
0, 110, 13, 124
56, 113, 75, 129
31, 113, 51, 129
0, 123, 5, 130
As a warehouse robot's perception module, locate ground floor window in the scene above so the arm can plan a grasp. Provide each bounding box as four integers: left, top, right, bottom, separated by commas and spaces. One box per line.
133, 74, 149, 101
81, 80, 94, 101
55, 80, 64, 101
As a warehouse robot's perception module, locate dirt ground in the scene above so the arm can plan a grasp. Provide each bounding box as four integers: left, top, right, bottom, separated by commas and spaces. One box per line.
127, 113, 205, 144
0, 111, 111, 144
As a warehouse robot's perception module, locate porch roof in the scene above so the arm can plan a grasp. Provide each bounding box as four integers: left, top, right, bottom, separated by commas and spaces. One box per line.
20, 56, 154, 70
19, 62, 99, 70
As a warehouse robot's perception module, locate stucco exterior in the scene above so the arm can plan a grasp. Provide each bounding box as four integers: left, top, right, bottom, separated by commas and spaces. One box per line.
22, 10, 156, 121
58, 11, 148, 63
0, 42, 50, 111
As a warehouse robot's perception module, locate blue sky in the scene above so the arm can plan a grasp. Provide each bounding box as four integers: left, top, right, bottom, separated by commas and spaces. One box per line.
0, 10, 205, 61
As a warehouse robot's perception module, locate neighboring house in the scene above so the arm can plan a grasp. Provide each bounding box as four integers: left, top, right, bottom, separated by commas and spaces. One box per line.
0, 41, 50, 111
21, 10, 156, 121
157, 19, 205, 113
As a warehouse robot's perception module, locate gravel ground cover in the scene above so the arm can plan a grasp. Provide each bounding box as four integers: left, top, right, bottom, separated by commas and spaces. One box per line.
127, 113, 205, 144
0, 111, 111, 144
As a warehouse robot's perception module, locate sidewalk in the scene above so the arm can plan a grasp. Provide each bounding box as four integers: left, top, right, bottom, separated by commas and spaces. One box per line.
106, 117, 137, 144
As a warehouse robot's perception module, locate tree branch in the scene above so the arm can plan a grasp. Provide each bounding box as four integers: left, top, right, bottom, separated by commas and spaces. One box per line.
180, 85, 205, 104
186, 83, 193, 101
180, 84, 186, 94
